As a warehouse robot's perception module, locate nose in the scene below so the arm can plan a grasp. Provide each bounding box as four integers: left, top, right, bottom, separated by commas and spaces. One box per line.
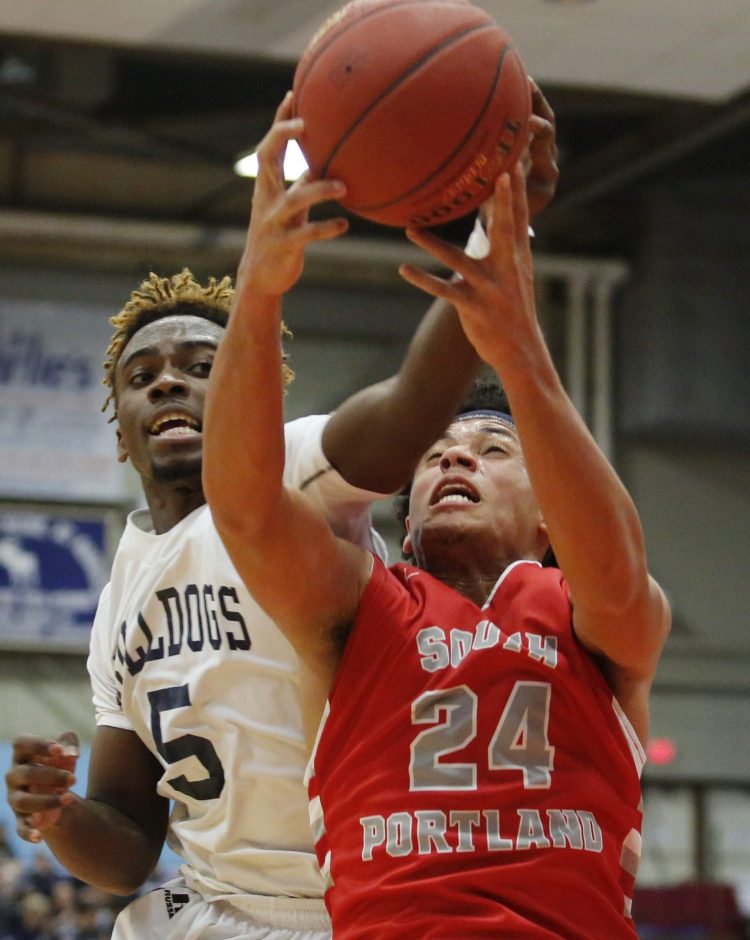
439, 445, 477, 472
148, 367, 188, 402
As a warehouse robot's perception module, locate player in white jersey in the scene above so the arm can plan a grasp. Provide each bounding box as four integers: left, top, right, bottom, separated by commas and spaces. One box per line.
85, 412, 387, 939
5, 88, 557, 939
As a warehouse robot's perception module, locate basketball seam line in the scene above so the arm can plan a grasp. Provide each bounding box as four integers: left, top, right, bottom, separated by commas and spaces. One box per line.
320, 21, 498, 181
349, 42, 511, 215
294, 0, 481, 95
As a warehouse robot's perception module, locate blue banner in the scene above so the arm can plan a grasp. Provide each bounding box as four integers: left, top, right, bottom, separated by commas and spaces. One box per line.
0, 507, 113, 650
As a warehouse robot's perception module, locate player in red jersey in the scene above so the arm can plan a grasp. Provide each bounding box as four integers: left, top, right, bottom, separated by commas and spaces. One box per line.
204, 139, 671, 937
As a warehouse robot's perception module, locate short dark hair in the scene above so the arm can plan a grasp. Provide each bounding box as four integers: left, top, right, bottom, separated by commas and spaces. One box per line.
454, 380, 512, 417
102, 268, 294, 418
393, 380, 557, 567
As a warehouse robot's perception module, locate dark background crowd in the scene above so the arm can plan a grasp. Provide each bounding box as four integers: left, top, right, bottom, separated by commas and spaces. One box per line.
0, 823, 173, 940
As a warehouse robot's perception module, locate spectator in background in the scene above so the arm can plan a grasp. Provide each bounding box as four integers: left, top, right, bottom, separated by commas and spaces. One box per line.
0, 824, 14, 861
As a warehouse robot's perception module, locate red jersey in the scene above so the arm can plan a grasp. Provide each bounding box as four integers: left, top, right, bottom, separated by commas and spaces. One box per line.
307, 559, 645, 939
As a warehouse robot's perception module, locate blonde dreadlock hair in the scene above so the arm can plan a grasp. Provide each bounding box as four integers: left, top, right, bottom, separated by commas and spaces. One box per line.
102, 268, 294, 417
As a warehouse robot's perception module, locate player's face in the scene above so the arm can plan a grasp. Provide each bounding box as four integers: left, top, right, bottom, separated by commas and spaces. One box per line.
113, 315, 223, 485
405, 416, 548, 567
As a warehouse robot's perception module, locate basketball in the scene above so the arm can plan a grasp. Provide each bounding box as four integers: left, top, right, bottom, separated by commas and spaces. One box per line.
292, 0, 531, 228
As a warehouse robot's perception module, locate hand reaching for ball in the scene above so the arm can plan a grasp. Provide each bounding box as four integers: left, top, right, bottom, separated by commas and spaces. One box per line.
474, 77, 558, 232
399, 165, 538, 369
235, 92, 349, 302
524, 78, 559, 219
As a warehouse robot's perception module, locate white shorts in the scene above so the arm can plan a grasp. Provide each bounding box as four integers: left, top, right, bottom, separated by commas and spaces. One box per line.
112, 878, 331, 940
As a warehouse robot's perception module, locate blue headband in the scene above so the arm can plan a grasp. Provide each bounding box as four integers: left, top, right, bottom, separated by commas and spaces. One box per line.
455, 409, 515, 429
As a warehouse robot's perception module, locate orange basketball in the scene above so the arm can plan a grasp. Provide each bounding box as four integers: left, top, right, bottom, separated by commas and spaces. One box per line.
292, 0, 531, 228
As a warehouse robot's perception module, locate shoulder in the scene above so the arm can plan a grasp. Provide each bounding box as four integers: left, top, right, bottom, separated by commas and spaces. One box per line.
90, 581, 113, 633
356, 560, 456, 628
282, 414, 333, 490
283, 414, 329, 448
356, 558, 409, 614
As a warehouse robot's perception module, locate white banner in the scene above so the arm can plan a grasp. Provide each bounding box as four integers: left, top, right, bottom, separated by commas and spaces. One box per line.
0, 300, 127, 502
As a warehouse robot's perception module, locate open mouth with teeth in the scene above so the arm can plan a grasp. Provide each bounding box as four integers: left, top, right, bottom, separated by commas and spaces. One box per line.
431, 484, 480, 507
149, 413, 202, 437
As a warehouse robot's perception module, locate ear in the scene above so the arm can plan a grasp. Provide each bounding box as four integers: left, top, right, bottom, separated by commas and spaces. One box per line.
402, 515, 412, 557
116, 427, 129, 464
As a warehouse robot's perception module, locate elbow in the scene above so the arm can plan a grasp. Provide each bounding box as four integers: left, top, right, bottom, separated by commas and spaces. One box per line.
102, 844, 163, 896
83, 863, 153, 897
596, 576, 672, 676
99, 876, 147, 897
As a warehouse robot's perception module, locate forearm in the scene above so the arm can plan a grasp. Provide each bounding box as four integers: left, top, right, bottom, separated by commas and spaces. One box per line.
204, 286, 368, 669
505, 348, 668, 707
204, 290, 287, 538
42, 794, 163, 894
324, 296, 480, 492
498, 328, 648, 610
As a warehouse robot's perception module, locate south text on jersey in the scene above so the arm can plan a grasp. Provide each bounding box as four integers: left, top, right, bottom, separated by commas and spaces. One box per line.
417, 621, 558, 673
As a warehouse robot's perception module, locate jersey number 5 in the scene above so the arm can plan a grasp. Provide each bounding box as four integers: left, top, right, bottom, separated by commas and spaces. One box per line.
409, 681, 553, 791
148, 685, 226, 800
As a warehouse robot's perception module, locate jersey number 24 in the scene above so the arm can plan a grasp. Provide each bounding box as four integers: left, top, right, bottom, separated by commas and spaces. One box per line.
409, 681, 553, 791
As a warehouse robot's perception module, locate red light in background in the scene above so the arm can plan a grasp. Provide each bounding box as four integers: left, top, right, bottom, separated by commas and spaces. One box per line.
647, 737, 677, 766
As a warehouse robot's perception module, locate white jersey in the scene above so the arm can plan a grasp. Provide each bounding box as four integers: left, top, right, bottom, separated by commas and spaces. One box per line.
88, 414, 387, 904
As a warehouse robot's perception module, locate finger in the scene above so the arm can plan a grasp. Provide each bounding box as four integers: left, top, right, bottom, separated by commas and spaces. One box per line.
56, 731, 80, 756
8, 763, 75, 790
16, 815, 43, 843
528, 115, 555, 145
529, 76, 555, 124
292, 217, 350, 245
273, 90, 294, 123
398, 263, 457, 302
510, 164, 531, 248
11, 736, 58, 765
261, 115, 304, 153
281, 178, 347, 221
255, 117, 305, 179
13, 790, 73, 814
485, 172, 516, 263
47, 732, 79, 772
404, 227, 475, 280
37, 754, 77, 773
524, 129, 559, 219
10, 796, 71, 847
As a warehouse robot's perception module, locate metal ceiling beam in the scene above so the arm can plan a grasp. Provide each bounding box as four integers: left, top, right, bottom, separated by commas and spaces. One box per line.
542, 93, 750, 226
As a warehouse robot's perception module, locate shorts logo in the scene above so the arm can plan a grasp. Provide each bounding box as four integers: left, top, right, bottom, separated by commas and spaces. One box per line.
163, 890, 190, 919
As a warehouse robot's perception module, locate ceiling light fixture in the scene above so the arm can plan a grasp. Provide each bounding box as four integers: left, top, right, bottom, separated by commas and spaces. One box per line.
233, 140, 309, 181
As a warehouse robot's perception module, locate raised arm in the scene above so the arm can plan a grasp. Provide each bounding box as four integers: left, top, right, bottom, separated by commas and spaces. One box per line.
203, 95, 370, 724
399, 167, 669, 743
324, 77, 559, 493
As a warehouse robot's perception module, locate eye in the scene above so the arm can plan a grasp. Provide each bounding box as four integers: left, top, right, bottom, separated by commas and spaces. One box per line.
188, 359, 213, 378
424, 450, 443, 464
129, 370, 153, 388
483, 445, 507, 456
